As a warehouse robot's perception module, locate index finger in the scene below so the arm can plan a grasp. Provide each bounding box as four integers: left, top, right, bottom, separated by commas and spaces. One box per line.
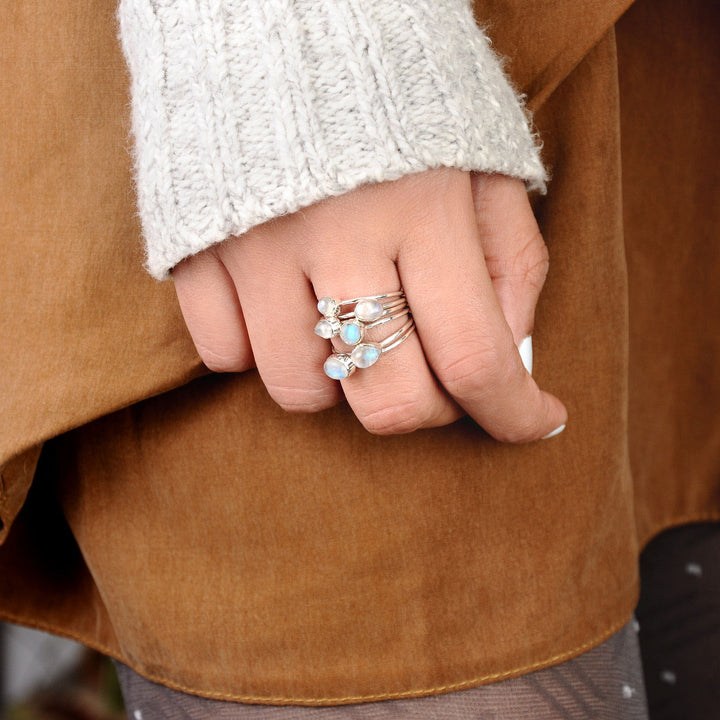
397, 171, 567, 442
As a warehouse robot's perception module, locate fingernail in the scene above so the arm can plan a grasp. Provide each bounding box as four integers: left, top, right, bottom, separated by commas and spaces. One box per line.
542, 424, 566, 440
518, 335, 533, 375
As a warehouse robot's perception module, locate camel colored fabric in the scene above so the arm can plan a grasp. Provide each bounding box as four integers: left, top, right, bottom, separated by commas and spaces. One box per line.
1, 0, 719, 707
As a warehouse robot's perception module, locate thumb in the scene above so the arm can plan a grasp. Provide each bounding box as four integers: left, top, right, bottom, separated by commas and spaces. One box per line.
470, 172, 550, 374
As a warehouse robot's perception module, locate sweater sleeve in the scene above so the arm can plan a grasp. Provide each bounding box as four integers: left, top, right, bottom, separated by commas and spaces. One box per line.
118, 0, 546, 280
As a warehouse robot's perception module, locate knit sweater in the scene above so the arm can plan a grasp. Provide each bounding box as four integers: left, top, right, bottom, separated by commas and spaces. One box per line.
118, 0, 547, 280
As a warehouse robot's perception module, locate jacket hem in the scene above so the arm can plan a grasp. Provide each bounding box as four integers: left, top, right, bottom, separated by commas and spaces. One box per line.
4, 509, 718, 705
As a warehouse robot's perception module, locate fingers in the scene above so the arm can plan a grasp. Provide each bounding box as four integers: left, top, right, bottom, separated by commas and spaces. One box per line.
470, 173, 549, 349
307, 242, 463, 435
172, 168, 565, 442
215, 228, 343, 413
399, 169, 567, 443
208, 182, 462, 434
171, 250, 254, 373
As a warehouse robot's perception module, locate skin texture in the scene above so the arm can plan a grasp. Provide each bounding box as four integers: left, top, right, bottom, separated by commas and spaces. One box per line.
171, 167, 567, 441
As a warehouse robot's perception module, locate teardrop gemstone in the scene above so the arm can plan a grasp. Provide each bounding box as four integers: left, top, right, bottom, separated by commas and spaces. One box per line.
323, 354, 355, 379
351, 343, 381, 368
314, 318, 340, 339
339, 320, 363, 345
354, 299, 383, 322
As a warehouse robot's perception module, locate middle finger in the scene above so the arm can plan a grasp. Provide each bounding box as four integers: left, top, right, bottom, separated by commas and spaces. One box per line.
309, 246, 462, 435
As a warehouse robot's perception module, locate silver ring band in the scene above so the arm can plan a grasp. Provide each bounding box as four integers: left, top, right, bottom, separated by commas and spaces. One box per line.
315, 291, 415, 380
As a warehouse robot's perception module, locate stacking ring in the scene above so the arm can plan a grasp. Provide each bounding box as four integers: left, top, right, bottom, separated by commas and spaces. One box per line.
314, 290, 416, 379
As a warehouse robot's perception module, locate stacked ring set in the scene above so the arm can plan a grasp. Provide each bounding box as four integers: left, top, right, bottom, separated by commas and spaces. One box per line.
314, 290, 416, 379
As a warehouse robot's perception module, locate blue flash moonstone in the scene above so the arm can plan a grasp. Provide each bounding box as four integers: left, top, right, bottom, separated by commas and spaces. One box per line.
340, 321, 363, 345
351, 344, 381, 368
324, 355, 353, 379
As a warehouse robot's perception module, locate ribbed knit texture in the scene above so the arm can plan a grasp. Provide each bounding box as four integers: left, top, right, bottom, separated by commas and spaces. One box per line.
118, 0, 547, 280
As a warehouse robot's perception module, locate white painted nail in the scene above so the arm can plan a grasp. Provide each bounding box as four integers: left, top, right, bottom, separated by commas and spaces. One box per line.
541, 424, 566, 440
518, 335, 533, 375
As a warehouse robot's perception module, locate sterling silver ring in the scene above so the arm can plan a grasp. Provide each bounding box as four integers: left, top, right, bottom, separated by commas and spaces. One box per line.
314, 291, 416, 380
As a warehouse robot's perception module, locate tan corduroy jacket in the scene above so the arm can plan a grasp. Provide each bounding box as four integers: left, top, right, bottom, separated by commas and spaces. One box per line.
1, 0, 719, 706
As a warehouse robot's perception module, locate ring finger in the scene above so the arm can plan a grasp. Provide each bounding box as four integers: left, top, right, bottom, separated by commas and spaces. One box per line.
308, 247, 462, 435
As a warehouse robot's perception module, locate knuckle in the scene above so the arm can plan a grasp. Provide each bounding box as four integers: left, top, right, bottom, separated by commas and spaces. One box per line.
266, 383, 338, 414
360, 396, 434, 435
437, 340, 510, 398
197, 343, 250, 373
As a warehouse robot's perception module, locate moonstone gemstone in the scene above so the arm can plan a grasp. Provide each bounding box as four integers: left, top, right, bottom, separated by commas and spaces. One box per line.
314, 318, 339, 339
354, 299, 383, 322
323, 354, 354, 379
317, 296, 339, 317
351, 343, 381, 368
339, 320, 363, 345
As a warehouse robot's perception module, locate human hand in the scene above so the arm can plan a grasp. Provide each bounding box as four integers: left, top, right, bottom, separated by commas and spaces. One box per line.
171, 167, 567, 441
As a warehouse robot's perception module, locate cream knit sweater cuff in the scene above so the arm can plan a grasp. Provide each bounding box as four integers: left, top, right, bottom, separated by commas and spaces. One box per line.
118, 0, 546, 280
